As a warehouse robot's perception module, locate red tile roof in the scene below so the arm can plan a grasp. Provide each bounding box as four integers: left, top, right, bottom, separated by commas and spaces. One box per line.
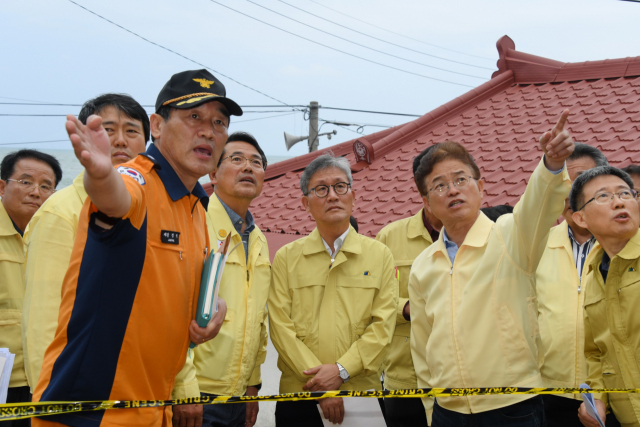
234, 36, 640, 244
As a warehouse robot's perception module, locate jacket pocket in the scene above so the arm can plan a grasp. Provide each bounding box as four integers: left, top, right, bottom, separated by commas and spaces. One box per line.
497, 305, 537, 378
0, 309, 21, 326
602, 369, 637, 424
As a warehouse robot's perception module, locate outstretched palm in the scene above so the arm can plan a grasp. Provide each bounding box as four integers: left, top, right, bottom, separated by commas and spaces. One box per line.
66, 114, 113, 179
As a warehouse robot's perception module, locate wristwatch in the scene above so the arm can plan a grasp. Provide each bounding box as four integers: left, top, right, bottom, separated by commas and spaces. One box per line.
336, 363, 350, 383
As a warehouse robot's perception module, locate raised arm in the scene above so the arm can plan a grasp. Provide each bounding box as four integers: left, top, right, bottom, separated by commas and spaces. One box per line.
506, 110, 573, 272
66, 114, 130, 218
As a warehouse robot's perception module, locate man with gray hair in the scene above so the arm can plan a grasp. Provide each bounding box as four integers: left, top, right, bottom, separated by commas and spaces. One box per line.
536, 142, 612, 426
268, 153, 398, 426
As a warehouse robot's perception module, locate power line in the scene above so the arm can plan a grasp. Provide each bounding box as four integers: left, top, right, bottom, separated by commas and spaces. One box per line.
0, 114, 70, 117
275, 0, 493, 71
234, 112, 297, 123
321, 106, 421, 117
0, 139, 68, 146
65, 0, 293, 107
242, 0, 488, 79
208, 0, 474, 88
306, 0, 494, 61
0, 102, 422, 117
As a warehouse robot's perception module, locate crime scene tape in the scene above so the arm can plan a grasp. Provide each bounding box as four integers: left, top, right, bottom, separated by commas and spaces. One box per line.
2, 387, 640, 421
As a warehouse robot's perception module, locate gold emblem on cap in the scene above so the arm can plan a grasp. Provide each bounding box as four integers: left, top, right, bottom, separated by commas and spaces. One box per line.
218, 229, 228, 238
193, 78, 214, 88
176, 94, 218, 106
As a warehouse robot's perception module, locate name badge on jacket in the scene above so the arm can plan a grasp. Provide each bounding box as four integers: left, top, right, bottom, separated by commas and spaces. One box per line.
161, 230, 180, 245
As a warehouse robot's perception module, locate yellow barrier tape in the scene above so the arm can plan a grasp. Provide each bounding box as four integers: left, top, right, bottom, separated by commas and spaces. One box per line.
1, 387, 639, 421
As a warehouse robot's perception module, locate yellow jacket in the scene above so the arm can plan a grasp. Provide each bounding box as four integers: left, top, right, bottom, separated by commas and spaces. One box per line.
172, 194, 270, 398
375, 209, 433, 390
409, 158, 570, 421
268, 228, 398, 393
21, 172, 87, 391
0, 200, 27, 388
536, 221, 591, 399
584, 230, 640, 426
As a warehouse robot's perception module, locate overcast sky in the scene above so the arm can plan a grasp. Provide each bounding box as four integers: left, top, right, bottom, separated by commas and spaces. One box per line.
1, 0, 639, 158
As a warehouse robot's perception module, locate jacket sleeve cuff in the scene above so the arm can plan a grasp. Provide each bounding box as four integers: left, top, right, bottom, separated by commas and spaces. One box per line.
171, 378, 200, 399
248, 366, 262, 388
396, 298, 410, 324
337, 352, 364, 379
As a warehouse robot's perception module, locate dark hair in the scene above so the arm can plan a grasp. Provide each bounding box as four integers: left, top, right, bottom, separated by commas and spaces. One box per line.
567, 143, 608, 167
1, 149, 63, 187
412, 144, 439, 175
350, 215, 359, 233
569, 166, 635, 211
219, 132, 267, 169
621, 164, 640, 176
480, 205, 514, 222
414, 142, 481, 196
79, 93, 150, 143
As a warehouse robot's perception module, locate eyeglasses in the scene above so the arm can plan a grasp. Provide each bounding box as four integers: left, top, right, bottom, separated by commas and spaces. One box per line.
220, 155, 265, 170
308, 182, 351, 198
428, 176, 475, 196
578, 189, 638, 211
6, 179, 55, 196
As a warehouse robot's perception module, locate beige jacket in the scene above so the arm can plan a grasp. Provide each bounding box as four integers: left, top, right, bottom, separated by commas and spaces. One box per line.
409, 159, 570, 422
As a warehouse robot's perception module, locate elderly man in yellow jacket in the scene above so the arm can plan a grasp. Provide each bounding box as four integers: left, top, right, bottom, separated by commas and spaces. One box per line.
21, 94, 149, 391
536, 143, 610, 427
171, 132, 270, 427
375, 145, 441, 427
269, 153, 398, 426
570, 166, 640, 427
0, 149, 61, 427
409, 110, 574, 426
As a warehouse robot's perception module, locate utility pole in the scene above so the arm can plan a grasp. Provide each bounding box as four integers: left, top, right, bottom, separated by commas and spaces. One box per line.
283, 101, 336, 153
308, 101, 319, 152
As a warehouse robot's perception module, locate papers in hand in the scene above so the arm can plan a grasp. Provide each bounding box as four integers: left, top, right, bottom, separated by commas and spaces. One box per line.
580, 383, 605, 427
317, 393, 386, 427
0, 348, 15, 404
190, 234, 240, 349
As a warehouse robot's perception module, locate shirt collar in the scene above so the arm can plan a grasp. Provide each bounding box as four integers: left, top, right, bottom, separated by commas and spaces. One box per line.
141, 143, 209, 210
322, 227, 350, 258
567, 225, 595, 248
421, 209, 440, 243
216, 194, 255, 235
0, 201, 21, 237
441, 228, 455, 247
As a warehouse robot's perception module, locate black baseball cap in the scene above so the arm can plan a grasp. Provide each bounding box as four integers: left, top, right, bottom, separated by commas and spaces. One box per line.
155, 69, 243, 116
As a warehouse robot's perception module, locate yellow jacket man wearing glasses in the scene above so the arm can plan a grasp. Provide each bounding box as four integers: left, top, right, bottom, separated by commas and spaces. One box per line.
0, 149, 60, 427
570, 166, 640, 427
172, 132, 270, 427
409, 111, 574, 426
269, 154, 398, 426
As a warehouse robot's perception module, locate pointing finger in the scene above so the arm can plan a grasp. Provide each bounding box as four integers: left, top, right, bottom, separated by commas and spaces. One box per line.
553, 109, 570, 134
